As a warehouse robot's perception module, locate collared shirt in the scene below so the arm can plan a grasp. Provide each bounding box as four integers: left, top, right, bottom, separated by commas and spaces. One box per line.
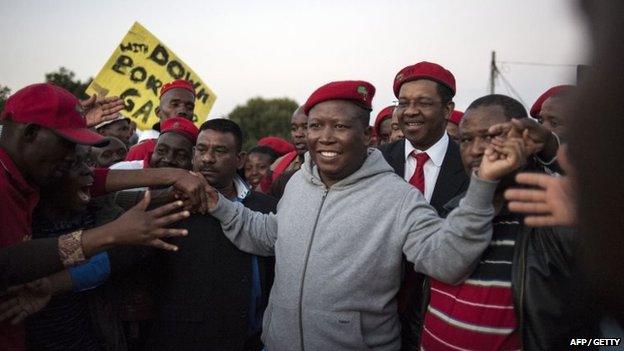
403, 132, 449, 202
0, 147, 40, 351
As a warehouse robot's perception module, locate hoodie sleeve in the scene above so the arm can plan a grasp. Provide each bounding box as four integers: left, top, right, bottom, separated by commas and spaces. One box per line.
400, 173, 497, 284
210, 193, 278, 256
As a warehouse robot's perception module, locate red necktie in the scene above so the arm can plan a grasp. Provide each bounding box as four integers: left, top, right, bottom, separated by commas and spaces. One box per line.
408, 151, 429, 194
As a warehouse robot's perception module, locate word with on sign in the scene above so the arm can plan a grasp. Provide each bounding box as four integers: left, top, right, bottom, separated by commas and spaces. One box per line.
87, 21, 216, 130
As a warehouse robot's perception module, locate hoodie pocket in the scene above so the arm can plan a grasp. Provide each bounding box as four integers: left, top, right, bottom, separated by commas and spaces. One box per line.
264, 303, 300, 351
306, 309, 372, 350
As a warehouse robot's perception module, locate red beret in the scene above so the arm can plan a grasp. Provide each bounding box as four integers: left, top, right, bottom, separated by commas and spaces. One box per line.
448, 110, 464, 125
304, 80, 375, 115
530, 85, 575, 118
393, 61, 456, 98
374, 106, 395, 135
258, 136, 296, 157
160, 80, 196, 98
161, 117, 199, 143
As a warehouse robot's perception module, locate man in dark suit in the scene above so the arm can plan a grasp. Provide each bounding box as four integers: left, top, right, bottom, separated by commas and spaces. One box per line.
379, 61, 468, 215
378, 62, 469, 348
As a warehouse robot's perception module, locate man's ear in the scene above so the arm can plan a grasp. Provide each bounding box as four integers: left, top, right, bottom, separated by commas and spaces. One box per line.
155, 106, 163, 121
444, 101, 456, 122
363, 125, 372, 145
23, 123, 41, 143
237, 151, 247, 170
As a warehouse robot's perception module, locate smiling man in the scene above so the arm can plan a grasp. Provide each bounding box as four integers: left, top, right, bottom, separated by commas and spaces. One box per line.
204, 80, 526, 350
112, 117, 198, 171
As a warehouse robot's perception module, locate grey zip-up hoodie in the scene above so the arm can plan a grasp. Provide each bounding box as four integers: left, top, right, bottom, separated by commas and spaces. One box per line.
210, 148, 498, 351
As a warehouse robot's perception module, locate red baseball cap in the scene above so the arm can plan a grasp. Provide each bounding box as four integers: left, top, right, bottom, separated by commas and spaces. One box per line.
304, 80, 376, 115
448, 110, 464, 125
1, 83, 107, 146
374, 106, 395, 135
393, 61, 456, 98
257, 136, 295, 157
530, 85, 575, 118
160, 80, 196, 98
160, 117, 200, 144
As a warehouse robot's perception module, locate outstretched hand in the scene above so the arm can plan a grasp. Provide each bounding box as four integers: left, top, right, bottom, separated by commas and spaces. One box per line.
504, 173, 575, 227
108, 190, 190, 251
0, 278, 52, 325
503, 145, 575, 227
81, 94, 125, 128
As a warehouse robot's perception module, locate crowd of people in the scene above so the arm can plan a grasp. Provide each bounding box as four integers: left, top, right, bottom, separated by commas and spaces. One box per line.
1, 2, 624, 350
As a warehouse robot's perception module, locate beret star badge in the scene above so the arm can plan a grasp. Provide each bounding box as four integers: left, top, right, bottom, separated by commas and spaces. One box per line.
357, 86, 368, 101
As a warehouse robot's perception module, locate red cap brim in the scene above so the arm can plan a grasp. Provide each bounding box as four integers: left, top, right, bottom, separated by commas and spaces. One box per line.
53, 127, 110, 147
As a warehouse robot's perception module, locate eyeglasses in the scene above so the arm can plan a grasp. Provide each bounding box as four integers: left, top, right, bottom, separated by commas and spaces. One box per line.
393, 99, 444, 112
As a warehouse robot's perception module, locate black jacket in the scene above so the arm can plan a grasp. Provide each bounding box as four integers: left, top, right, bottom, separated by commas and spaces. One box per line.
378, 137, 468, 214
402, 191, 599, 350
110, 191, 277, 351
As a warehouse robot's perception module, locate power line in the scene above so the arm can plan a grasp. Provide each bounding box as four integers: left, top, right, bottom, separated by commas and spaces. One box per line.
496, 68, 528, 106
497, 60, 577, 68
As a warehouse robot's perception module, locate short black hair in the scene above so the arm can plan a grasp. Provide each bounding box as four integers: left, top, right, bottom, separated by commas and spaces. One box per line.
436, 83, 454, 103
466, 94, 528, 120
199, 118, 243, 152
353, 105, 371, 129
248, 145, 278, 164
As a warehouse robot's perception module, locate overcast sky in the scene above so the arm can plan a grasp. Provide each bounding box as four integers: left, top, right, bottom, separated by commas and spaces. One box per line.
0, 0, 589, 123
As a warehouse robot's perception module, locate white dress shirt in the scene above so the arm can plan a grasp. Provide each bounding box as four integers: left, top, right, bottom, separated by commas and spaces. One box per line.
403, 132, 449, 203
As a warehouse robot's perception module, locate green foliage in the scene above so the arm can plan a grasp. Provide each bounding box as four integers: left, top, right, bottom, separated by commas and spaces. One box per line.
44, 67, 92, 99
0, 85, 10, 113
228, 97, 298, 151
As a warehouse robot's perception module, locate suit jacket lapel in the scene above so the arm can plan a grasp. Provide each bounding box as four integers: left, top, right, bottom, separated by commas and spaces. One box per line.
430, 139, 469, 214
389, 139, 406, 177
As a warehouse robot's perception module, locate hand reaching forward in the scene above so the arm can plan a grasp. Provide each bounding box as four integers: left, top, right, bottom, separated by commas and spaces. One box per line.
0, 278, 52, 325
80, 94, 125, 128
504, 173, 575, 227
85, 191, 190, 254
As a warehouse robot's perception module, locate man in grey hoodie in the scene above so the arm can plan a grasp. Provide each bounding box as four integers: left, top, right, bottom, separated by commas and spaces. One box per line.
206, 80, 526, 350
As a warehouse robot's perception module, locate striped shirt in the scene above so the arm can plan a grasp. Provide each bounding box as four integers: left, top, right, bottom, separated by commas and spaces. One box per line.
421, 212, 522, 351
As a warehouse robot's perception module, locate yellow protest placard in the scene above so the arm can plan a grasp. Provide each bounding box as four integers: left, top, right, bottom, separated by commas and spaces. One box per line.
87, 22, 216, 130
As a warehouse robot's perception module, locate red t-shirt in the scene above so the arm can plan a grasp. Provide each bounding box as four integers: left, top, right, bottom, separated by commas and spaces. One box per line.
125, 139, 157, 161
0, 147, 40, 351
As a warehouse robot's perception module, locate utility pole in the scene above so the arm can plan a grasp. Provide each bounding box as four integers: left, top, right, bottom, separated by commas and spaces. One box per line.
489, 51, 497, 94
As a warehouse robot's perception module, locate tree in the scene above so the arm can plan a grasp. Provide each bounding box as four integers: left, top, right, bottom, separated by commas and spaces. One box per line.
0, 85, 10, 113
228, 97, 299, 151
44, 67, 92, 99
